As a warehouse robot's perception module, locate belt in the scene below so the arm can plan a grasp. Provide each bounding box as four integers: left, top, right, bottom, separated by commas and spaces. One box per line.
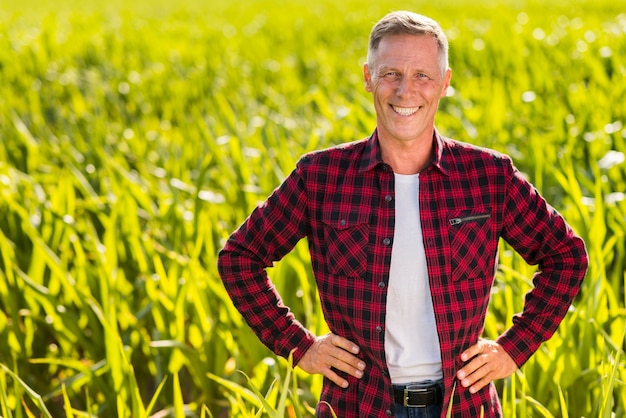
393, 383, 443, 407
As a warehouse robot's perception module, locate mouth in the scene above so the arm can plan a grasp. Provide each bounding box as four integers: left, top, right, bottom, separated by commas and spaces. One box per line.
391, 105, 421, 116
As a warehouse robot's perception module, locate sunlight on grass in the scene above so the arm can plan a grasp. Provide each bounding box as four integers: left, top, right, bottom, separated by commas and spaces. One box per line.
0, 0, 624, 416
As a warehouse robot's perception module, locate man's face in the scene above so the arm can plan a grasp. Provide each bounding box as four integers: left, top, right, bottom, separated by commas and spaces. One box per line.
364, 34, 451, 145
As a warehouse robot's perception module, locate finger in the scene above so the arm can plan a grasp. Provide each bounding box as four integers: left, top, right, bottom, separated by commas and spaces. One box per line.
323, 367, 350, 388
331, 333, 361, 355
326, 334, 366, 374
467, 371, 495, 394
459, 359, 489, 388
326, 353, 365, 380
460, 340, 484, 362
328, 344, 365, 368
322, 345, 365, 380
330, 355, 366, 377
457, 353, 486, 380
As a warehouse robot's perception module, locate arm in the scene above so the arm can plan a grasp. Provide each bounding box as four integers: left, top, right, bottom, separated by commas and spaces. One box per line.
457, 162, 588, 392
496, 166, 588, 365
217, 164, 316, 365
218, 161, 367, 384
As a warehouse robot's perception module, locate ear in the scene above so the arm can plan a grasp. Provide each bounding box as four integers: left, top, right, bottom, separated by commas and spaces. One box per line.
363, 63, 372, 92
440, 68, 452, 98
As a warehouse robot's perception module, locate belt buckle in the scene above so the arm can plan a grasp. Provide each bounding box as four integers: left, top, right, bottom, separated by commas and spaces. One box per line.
403, 387, 427, 408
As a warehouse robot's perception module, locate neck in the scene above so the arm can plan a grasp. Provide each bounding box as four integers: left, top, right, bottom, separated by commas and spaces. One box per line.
379, 132, 435, 175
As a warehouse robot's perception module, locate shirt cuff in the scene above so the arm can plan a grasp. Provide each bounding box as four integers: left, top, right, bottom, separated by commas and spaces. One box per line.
274, 324, 317, 367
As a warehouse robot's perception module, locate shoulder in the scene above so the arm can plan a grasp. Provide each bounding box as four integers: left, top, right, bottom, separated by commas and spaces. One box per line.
440, 135, 514, 173
442, 135, 511, 161
297, 138, 369, 169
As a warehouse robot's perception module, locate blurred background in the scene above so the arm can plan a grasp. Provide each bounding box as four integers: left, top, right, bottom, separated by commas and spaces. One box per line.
0, 0, 624, 416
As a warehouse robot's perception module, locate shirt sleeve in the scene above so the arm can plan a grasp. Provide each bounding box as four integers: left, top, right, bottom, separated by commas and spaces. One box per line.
217, 160, 316, 366
496, 161, 588, 367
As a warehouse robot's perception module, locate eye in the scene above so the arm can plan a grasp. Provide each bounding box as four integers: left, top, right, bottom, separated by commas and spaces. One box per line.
416, 73, 429, 79
382, 71, 400, 78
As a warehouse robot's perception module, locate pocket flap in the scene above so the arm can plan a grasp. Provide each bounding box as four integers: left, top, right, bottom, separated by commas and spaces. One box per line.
321, 208, 370, 229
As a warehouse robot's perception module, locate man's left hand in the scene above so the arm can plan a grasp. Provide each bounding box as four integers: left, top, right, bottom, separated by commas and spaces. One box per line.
456, 339, 518, 394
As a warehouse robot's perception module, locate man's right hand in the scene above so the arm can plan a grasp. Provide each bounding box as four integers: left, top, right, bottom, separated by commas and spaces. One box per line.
297, 333, 366, 388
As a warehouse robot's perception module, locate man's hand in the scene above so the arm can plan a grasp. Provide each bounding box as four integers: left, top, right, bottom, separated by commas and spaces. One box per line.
297, 333, 366, 388
456, 339, 518, 394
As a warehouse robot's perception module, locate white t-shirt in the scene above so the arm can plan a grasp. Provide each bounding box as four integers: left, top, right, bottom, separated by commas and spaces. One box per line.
385, 173, 443, 384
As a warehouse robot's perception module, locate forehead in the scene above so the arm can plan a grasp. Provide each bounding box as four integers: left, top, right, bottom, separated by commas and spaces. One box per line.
372, 34, 440, 67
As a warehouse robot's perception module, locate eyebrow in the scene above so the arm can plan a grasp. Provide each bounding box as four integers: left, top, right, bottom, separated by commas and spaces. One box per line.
377, 65, 433, 75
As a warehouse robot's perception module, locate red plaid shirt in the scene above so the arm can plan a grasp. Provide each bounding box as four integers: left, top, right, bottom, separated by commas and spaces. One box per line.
218, 130, 588, 417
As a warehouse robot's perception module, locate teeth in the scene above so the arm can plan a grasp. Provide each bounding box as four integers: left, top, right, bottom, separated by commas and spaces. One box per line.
392, 105, 420, 116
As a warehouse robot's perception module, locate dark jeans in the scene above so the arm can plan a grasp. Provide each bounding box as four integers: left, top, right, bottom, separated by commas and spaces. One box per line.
393, 380, 444, 418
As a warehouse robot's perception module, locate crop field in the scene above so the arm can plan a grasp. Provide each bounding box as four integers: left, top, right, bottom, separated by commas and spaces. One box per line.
0, 0, 624, 416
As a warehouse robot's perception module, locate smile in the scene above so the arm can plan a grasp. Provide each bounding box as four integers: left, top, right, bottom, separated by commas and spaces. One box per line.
391, 105, 421, 116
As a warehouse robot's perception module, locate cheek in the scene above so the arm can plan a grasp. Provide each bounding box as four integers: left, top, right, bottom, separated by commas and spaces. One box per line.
369, 80, 386, 97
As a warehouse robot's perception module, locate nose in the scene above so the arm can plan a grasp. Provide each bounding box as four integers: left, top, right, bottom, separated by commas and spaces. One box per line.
396, 76, 413, 97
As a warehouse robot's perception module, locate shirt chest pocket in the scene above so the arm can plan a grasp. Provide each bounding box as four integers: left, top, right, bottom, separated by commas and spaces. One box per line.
447, 210, 496, 280
321, 210, 370, 278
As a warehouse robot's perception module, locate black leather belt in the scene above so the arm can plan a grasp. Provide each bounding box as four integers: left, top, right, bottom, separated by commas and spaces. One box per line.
393, 383, 443, 407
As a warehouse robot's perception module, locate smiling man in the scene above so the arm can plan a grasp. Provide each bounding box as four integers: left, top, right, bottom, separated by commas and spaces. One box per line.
218, 11, 588, 417
364, 31, 451, 175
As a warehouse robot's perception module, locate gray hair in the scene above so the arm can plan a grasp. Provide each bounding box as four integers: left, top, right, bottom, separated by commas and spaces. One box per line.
367, 11, 449, 75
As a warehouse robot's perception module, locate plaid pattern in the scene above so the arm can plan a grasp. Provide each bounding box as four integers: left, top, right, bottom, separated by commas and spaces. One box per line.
217, 130, 588, 417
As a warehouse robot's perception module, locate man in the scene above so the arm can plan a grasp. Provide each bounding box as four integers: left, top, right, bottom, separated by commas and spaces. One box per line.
217, 10, 588, 417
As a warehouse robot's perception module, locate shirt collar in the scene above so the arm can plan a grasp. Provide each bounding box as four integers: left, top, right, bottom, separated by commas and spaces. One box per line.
358, 129, 451, 176
357, 130, 385, 173
432, 130, 450, 176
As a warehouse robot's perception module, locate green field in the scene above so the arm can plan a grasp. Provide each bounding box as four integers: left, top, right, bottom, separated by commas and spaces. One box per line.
0, 0, 624, 416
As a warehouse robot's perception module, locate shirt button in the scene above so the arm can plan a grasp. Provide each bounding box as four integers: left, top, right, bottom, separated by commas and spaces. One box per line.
385, 194, 392, 203
386, 409, 393, 416
340, 219, 346, 227
383, 238, 391, 246
378, 281, 386, 289
376, 325, 383, 333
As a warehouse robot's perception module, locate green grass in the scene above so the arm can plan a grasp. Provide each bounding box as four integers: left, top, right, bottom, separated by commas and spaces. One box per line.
0, 0, 624, 416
